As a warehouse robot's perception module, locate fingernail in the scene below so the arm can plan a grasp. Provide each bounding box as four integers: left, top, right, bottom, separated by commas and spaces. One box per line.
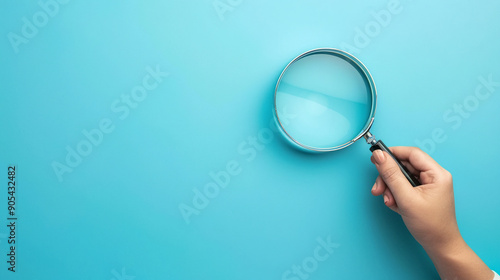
373, 150, 386, 164
383, 194, 389, 204
371, 181, 378, 192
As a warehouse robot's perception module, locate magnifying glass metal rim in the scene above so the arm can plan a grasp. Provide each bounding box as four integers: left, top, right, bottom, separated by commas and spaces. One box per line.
273, 48, 377, 152
272, 48, 421, 187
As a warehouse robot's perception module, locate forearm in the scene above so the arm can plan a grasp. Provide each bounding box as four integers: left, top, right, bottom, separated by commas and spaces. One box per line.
424, 237, 493, 280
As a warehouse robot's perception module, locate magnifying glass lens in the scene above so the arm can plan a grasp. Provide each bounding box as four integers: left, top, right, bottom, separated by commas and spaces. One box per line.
275, 53, 373, 149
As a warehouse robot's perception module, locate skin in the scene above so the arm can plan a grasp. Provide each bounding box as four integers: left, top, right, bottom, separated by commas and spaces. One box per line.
370, 147, 493, 280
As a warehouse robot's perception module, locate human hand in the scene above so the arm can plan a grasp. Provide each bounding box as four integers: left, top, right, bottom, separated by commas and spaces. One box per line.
370, 146, 493, 280
370, 146, 460, 251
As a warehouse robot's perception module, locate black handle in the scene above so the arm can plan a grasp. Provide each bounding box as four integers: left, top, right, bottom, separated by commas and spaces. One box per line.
370, 140, 421, 187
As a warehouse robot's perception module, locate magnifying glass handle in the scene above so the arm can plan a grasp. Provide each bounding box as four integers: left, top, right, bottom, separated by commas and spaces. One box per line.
369, 140, 421, 187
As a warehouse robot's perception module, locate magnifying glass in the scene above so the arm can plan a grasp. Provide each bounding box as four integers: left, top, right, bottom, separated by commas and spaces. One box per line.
274, 48, 420, 187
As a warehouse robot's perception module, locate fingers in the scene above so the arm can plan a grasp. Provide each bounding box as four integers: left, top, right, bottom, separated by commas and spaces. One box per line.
371, 176, 398, 211
383, 188, 398, 212
371, 176, 386, 196
400, 160, 419, 176
372, 149, 413, 201
418, 169, 442, 185
388, 147, 443, 173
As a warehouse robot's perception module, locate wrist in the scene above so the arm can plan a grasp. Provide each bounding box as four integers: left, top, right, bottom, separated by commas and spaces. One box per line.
423, 234, 494, 280
422, 232, 467, 259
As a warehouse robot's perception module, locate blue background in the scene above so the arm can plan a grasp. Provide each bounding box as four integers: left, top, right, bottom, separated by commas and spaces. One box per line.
1, 0, 499, 279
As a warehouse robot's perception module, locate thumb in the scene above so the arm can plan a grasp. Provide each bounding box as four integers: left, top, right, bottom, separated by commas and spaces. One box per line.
372, 149, 413, 201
